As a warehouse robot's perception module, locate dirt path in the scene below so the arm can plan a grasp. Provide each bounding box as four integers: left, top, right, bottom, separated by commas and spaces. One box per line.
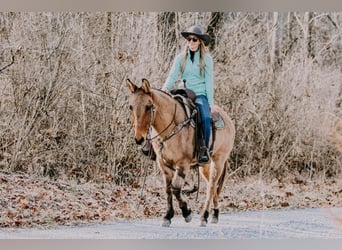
2, 171, 342, 232
1, 208, 342, 239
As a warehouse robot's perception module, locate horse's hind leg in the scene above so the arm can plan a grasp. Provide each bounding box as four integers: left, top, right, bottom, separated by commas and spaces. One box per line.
211, 160, 228, 224
198, 165, 210, 226
172, 167, 192, 223
199, 160, 225, 227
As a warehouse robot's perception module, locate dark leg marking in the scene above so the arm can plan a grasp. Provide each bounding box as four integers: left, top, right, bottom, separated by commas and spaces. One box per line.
162, 182, 174, 227
200, 210, 209, 227
211, 208, 219, 224
173, 187, 192, 222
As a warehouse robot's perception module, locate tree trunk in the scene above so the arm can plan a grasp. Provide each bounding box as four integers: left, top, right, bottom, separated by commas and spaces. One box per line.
157, 12, 176, 55
206, 12, 223, 51
270, 12, 285, 71
302, 12, 313, 90
303, 12, 314, 59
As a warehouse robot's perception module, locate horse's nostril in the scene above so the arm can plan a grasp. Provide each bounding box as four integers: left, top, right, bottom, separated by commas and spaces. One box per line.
135, 137, 144, 145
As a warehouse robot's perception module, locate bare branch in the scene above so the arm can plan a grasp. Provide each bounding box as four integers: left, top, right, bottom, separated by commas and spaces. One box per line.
0, 51, 14, 73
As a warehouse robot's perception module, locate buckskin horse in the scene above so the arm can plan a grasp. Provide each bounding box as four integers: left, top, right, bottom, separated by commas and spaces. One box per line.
126, 78, 235, 227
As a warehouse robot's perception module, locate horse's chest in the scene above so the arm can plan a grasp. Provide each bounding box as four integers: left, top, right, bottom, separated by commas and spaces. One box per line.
156, 137, 193, 162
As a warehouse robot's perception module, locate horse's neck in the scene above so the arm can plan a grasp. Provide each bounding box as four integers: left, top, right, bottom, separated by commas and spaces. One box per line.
152, 90, 185, 133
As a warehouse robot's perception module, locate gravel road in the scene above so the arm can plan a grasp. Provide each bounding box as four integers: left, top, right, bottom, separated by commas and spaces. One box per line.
1, 208, 342, 239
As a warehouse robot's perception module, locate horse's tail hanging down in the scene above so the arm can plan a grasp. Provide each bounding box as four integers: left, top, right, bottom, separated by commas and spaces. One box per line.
217, 160, 228, 195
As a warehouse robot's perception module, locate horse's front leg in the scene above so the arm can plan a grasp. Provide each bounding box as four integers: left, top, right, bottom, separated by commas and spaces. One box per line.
172, 167, 192, 223
162, 170, 174, 227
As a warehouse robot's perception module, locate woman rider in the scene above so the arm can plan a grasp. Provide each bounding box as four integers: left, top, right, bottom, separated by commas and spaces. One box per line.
162, 25, 214, 164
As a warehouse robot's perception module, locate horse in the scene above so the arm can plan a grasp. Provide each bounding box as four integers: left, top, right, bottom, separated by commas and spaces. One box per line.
126, 78, 235, 227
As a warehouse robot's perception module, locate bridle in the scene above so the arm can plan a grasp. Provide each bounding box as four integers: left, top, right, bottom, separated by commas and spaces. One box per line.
147, 103, 177, 142
144, 90, 196, 152
139, 89, 200, 200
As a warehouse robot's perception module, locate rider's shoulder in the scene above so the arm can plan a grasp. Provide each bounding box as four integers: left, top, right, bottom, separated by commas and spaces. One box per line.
204, 53, 213, 60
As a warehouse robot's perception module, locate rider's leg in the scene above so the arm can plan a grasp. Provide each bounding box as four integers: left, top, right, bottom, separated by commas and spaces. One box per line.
195, 95, 211, 163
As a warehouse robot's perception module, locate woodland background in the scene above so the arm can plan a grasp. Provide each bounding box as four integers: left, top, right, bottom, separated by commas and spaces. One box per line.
0, 12, 341, 184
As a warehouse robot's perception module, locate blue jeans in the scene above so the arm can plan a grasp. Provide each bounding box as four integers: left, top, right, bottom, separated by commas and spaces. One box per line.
195, 95, 211, 150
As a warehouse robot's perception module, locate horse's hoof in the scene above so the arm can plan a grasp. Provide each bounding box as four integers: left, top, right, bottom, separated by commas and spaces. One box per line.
200, 220, 207, 227
162, 219, 171, 227
211, 217, 218, 224
184, 214, 192, 223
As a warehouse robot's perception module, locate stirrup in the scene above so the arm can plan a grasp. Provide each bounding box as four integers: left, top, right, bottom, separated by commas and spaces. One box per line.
198, 155, 209, 165
198, 147, 210, 165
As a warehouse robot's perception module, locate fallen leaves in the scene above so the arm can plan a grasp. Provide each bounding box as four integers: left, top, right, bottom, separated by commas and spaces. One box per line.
285, 191, 294, 197
280, 202, 290, 207
219, 175, 342, 212
0, 177, 8, 184
1, 171, 342, 228
0, 171, 145, 228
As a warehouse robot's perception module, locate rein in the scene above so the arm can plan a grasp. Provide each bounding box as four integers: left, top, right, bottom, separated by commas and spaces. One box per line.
147, 90, 195, 144
146, 90, 196, 161
148, 103, 177, 141
141, 88, 201, 200
139, 97, 178, 201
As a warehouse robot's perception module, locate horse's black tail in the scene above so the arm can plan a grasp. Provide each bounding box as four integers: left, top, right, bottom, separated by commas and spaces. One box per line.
217, 160, 228, 195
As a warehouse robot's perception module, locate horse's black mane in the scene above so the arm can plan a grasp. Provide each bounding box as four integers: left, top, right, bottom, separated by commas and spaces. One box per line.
153, 88, 174, 98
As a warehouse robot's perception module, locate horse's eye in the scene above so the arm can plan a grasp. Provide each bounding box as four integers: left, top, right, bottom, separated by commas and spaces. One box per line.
129, 105, 133, 111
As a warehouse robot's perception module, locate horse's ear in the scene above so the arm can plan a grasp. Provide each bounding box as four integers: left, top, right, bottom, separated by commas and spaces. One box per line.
126, 79, 137, 93
141, 78, 151, 94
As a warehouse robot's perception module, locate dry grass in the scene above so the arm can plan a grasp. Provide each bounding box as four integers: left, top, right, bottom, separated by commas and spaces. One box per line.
0, 12, 341, 188
326, 117, 342, 154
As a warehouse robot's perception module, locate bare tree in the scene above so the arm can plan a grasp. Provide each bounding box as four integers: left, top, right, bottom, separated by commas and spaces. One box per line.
0, 12, 341, 182
206, 12, 224, 51
269, 12, 286, 71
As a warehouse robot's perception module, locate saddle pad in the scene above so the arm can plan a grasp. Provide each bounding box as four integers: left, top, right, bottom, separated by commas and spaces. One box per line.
211, 111, 225, 129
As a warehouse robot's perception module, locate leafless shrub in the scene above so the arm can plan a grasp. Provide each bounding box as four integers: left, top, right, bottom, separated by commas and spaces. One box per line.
0, 12, 341, 185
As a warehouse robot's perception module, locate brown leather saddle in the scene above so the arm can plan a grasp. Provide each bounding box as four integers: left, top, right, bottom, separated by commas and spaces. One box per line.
171, 89, 225, 161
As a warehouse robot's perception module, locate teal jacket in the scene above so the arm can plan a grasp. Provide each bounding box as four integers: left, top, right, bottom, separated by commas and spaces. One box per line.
163, 49, 214, 106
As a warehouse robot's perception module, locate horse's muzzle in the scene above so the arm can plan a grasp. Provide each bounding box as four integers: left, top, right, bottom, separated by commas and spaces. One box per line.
135, 137, 144, 145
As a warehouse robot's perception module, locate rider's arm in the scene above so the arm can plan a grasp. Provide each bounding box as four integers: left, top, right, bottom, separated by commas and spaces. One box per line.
163, 52, 183, 91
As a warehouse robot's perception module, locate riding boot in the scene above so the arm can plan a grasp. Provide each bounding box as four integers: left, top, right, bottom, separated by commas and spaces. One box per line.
198, 147, 209, 165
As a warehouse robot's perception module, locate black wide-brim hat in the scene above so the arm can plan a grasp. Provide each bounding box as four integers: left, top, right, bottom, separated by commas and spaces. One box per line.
181, 25, 211, 46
